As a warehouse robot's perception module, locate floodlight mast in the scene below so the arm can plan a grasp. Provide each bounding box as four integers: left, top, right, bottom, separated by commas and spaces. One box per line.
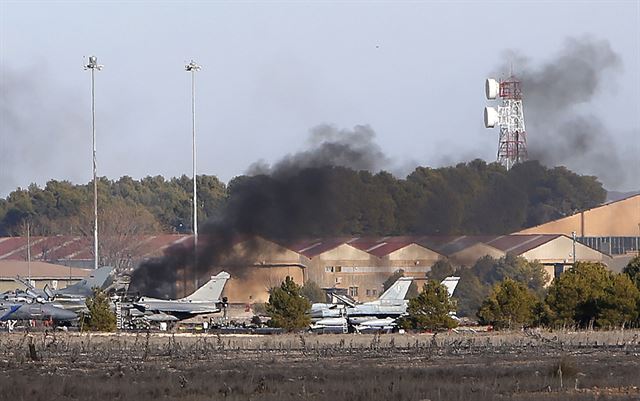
484, 76, 527, 170
84, 55, 103, 269
185, 60, 201, 288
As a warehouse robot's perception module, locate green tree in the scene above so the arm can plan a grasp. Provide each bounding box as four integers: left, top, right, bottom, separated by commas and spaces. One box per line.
83, 288, 116, 332
300, 280, 326, 303
623, 256, 640, 291
597, 274, 640, 328
266, 276, 311, 331
427, 259, 456, 281
496, 255, 549, 295
546, 262, 640, 328
399, 280, 458, 331
453, 255, 547, 317
477, 278, 540, 329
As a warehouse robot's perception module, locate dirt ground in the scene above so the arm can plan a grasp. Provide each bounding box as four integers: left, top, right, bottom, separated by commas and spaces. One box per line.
1, 330, 639, 400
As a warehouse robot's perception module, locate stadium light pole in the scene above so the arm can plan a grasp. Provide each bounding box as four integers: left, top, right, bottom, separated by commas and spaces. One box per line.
85, 55, 103, 270
185, 60, 201, 288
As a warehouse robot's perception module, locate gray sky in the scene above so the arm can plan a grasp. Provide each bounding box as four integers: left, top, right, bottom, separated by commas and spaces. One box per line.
1, 1, 639, 197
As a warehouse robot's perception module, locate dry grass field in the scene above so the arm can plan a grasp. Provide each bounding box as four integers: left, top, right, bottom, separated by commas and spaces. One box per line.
1, 330, 639, 400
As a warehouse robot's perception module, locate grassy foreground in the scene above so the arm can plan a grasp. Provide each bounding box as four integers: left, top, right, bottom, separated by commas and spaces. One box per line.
0, 330, 639, 400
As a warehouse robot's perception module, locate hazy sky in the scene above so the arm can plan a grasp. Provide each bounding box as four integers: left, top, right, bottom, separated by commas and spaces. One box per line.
1, 1, 639, 197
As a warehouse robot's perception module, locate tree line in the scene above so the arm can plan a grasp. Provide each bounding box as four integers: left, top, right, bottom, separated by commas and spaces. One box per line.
265, 256, 640, 332
0, 159, 606, 237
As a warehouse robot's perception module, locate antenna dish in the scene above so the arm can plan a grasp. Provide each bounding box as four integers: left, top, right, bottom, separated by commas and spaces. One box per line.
484, 107, 499, 128
485, 78, 500, 100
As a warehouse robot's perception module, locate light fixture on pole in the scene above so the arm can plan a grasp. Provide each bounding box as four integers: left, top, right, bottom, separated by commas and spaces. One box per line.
84, 55, 103, 270
185, 60, 201, 288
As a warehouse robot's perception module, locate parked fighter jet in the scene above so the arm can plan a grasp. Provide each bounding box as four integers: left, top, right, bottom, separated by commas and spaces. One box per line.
0, 301, 77, 324
8, 266, 116, 314
310, 276, 460, 333
131, 271, 230, 322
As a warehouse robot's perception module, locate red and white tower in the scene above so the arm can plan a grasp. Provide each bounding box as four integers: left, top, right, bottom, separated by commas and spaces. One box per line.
484, 76, 527, 170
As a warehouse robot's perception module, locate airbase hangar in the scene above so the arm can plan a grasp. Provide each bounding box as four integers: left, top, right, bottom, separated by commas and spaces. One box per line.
0, 194, 637, 308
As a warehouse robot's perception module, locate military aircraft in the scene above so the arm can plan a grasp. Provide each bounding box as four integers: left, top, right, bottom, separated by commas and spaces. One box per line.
8, 266, 116, 314
0, 301, 77, 324
131, 271, 230, 322
310, 276, 460, 333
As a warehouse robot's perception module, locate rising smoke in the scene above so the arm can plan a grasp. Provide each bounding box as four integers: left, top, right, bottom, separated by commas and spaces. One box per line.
248, 124, 391, 177
132, 37, 637, 297
499, 36, 631, 187
0, 64, 87, 196
129, 124, 393, 297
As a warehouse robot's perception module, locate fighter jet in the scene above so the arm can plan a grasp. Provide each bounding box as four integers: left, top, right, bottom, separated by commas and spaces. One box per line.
310, 276, 460, 332
10, 266, 116, 314
132, 271, 230, 322
0, 301, 77, 324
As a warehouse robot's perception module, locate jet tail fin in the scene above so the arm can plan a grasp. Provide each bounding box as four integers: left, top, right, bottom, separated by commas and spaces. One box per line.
59, 266, 115, 297
378, 277, 413, 301
182, 271, 230, 302
441, 276, 460, 297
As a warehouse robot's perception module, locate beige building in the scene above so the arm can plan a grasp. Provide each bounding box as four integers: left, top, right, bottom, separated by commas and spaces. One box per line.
173, 237, 306, 304
287, 237, 446, 301
518, 195, 640, 237
0, 260, 91, 293
427, 234, 612, 281
449, 243, 505, 266
518, 194, 640, 255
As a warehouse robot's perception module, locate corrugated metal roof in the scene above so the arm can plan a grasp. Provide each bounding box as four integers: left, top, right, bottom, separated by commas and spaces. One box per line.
489, 234, 563, 255
350, 236, 433, 258
0, 233, 606, 263
284, 237, 357, 258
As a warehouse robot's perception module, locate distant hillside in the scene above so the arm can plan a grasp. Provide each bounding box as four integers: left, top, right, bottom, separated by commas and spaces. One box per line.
606, 190, 640, 203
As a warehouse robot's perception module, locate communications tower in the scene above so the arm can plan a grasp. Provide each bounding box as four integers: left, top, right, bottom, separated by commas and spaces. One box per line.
483, 76, 527, 170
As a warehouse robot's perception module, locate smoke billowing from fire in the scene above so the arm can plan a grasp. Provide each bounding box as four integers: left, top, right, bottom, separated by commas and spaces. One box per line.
0, 65, 87, 196
500, 36, 629, 186
130, 124, 392, 297
248, 124, 391, 177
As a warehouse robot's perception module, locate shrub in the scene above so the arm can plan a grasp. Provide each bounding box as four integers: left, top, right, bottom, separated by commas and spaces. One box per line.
265, 276, 311, 331
399, 280, 457, 331
83, 288, 117, 332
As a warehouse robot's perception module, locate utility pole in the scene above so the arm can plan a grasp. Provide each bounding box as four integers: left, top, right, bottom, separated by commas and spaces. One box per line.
26, 221, 31, 282
572, 231, 577, 265
85, 55, 103, 269
185, 60, 201, 289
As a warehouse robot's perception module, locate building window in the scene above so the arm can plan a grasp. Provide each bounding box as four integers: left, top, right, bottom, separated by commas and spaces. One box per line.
372, 289, 377, 296
366, 289, 371, 296
325, 266, 342, 273
349, 286, 358, 297
554, 263, 564, 278
335, 277, 342, 284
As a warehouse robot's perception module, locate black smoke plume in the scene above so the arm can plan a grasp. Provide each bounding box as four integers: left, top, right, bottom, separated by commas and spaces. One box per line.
248, 124, 391, 176
499, 36, 631, 188
0, 64, 86, 196
129, 125, 391, 297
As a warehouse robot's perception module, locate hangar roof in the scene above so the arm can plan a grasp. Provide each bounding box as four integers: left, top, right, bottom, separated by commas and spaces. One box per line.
0, 233, 608, 263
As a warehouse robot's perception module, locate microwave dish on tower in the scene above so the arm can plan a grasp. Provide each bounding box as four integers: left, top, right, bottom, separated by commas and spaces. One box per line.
483, 75, 527, 170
